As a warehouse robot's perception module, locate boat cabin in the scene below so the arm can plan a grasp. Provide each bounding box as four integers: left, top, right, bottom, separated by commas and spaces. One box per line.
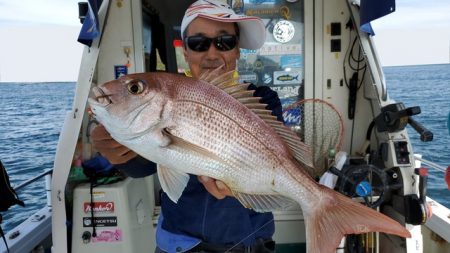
2, 1, 449, 253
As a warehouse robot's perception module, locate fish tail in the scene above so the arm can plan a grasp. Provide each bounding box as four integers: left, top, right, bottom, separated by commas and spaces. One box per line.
303, 185, 411, 253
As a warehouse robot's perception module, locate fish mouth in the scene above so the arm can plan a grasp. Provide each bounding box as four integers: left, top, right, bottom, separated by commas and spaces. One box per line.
91, 87, 113, 106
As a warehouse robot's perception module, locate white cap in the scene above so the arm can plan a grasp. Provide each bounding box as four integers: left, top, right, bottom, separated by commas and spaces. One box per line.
181, 0, 266, 50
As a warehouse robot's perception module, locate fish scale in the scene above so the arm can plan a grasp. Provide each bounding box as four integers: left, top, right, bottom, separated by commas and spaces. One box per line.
89, 72, 411, 253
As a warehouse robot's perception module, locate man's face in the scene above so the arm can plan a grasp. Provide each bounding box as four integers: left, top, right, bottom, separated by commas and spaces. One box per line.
183, 17, 240, 79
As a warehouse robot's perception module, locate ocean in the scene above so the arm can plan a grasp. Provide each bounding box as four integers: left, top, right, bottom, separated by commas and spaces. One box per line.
0, 64, 449, 233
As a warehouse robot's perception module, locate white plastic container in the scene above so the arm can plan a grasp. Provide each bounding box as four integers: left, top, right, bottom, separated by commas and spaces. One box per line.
71, 177, 154, 253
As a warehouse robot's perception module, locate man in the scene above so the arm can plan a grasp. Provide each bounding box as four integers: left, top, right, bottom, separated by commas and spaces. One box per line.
91, 0, 281, 252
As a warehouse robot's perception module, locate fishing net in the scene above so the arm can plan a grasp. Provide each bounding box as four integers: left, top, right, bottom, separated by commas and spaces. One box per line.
283, 99, 345, 177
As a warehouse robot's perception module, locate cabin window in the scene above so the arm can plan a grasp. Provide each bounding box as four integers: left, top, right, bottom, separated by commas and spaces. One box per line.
143, 5, 167, 72
234, 0, 305, 109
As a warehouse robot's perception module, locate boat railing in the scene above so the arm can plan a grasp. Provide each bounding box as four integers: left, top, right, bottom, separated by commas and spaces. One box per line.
0, 169, 53, 253
13, 169, 53, 209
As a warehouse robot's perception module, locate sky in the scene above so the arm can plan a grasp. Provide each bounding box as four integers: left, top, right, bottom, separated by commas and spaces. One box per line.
0, 0, 449, 82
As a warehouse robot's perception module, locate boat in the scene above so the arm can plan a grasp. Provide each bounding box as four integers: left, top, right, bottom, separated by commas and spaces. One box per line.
1, 0, 450, 252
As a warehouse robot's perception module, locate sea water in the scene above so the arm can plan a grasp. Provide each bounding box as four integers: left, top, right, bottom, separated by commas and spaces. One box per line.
0, 64, 449, 233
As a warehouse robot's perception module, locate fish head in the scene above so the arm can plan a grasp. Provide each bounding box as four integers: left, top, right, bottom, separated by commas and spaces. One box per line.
88, 73, 169, 142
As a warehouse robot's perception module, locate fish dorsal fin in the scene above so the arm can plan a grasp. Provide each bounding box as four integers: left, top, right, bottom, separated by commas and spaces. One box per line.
157, 165, 190, 203
223, 83, 250, 94
246, 103, 268, 110
236, 97, 261, 104
199, 68, 314, 169
264, 120, 314, 168
232, 191, 297, 212
199, 68, 238, 88
229, 90, 255, 99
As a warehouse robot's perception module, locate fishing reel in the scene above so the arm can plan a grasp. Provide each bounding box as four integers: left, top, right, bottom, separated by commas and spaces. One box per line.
330, 163, 389, 208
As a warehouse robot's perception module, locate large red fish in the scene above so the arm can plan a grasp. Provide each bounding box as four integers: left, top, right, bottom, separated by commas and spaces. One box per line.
88, 71, 410, 253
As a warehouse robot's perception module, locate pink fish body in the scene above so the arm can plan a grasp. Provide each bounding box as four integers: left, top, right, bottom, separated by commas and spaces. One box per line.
89, 72, 410, 253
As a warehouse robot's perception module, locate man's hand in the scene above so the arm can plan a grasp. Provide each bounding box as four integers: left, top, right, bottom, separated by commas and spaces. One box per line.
198, 176, 233, 199
91, 124, 137, 164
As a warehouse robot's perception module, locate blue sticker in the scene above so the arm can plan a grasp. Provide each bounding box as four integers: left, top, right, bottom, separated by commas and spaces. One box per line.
280, 97, 298, 109
280, 55, 303, 69
283, 107, 301, 126
247, 0, 276, 4
281, 97, 300, 126
114, 65, 128, 79
240, 48, 258, 55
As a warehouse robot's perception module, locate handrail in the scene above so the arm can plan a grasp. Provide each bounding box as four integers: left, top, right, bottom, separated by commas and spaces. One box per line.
14, 169, 53, 192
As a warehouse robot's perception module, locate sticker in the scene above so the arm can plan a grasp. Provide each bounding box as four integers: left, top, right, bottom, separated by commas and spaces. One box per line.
262, 73, 272, 84
253, 59, 264, 70
280, 55, 303, 69
83, 216, 118, 227
84, 202, 115, 213
271, 85, 299, 98
273, 20, 295, 43
92, 191, 106, 199
279, 6, 291, 20
248, 0, 276, 4
259, 44, 302, 56
246, 8, 277, 17
240, 49, 258, 61
239, 72, 258, 83
114, 65, 128, 79
240, 48, 258, 55
280, 97, 298, 109
273, 69, 302, 85
92, 229, 123, 243
232, 0, 244, 14
283, 107, 301, 126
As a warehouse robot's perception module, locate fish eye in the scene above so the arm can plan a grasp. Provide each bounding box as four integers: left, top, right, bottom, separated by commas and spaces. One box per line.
127, 80, 145, 95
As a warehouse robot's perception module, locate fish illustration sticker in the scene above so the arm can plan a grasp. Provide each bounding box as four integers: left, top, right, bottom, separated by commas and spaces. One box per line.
273, 69, 302, 85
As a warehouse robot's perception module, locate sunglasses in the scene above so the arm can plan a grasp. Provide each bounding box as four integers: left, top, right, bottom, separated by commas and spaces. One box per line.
185, 35, 238, 52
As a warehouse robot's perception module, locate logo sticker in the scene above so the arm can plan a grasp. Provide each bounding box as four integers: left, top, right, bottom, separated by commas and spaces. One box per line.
92, 229, 123, 243
273, 20, 295, 43
239, 72, 258, 83
84, 202, 115, 213
83, 216, 118, 227
259, 44, 302, 56
114, 65, 127, 79
273, 69, 302, 85
280, 55, 303, 69
283, 108, 301, 126
271, 85, 299, 98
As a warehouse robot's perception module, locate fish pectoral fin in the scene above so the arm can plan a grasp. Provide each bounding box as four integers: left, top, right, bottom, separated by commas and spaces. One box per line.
232, 191, 297, 212
157, 165, 189, 203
